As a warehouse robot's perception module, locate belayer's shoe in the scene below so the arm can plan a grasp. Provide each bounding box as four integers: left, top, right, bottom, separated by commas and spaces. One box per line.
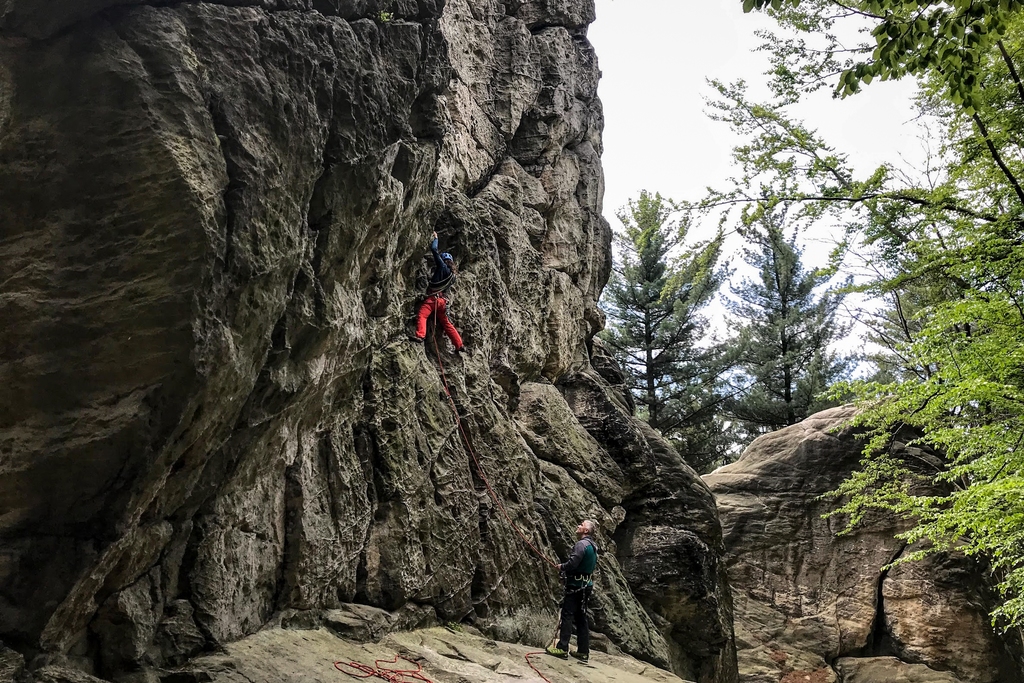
545, 646, 568, 660
570, 651, 589, 664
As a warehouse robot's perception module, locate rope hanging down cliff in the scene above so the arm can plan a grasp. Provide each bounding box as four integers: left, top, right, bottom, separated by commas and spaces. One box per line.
429, 309, 559, 571
430, 312, 560, 683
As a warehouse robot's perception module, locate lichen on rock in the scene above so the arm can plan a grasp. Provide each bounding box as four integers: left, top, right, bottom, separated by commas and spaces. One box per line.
0, 1, 734, 682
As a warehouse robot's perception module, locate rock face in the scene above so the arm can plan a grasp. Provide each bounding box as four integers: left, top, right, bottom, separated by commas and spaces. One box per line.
0, 2, 735, 682
704, 407, 1022, 683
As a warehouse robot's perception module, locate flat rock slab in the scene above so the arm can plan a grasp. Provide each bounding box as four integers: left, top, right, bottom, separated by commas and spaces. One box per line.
835, 657, 962, 683
174, 626, 692, 683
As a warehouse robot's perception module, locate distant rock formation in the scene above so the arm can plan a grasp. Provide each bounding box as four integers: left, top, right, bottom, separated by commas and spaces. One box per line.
0, 1, 734, 682
705, 406, 1023, 683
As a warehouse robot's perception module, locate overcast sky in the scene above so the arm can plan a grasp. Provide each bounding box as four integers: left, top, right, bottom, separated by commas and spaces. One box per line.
589, 0, 923, 251
588, 0, 929, 355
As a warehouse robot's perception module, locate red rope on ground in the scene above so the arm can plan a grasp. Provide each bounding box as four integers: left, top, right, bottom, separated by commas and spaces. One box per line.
429, 309, 559, 571
334, 654, 434, 683
524, 651, 556, 683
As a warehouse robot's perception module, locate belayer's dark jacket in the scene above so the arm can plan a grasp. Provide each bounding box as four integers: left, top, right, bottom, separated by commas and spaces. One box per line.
562, 535, 598, 589
426, 237, 455, 294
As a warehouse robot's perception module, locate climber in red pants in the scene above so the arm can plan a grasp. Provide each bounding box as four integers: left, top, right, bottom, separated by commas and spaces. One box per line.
411, 231, 464, 352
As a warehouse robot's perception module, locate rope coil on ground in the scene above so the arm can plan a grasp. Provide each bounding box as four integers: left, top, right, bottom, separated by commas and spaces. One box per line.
334, 654, 434, 682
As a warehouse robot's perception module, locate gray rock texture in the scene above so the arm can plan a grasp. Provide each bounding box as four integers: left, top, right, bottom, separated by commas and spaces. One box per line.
704, 407, 1022, 683
0, 645, 24, 683
0, 1, 735, 682
170, 624, 693, 683
834, 657, 961, 683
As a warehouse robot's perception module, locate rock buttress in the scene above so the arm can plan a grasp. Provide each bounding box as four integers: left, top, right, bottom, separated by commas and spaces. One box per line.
0, 1, 736, 682
705, 407, 1023, 683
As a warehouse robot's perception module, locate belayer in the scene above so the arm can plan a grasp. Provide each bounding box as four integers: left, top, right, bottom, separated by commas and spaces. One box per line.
546, 519, 599, 664
411, 231, 465, 353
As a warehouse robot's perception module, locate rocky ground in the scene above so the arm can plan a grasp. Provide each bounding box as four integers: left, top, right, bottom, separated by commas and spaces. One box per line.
12, 620, 696, 683
163, 625, 691, 683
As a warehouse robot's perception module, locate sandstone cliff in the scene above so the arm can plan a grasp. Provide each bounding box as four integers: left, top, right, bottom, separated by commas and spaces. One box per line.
705, 407, 1023, 683
0, 1, 735, 682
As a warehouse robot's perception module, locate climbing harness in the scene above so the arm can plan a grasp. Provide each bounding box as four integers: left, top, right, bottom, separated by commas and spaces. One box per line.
334, 654, 434, 682
425, 270, 456, 295
567, 574, 593, 588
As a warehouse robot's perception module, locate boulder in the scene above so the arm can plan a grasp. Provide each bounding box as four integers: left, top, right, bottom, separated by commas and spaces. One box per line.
704, 407, 1022, 683
835, 657, 962, 683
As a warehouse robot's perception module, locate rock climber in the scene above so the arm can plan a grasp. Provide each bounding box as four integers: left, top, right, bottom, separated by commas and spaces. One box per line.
546, 519, 599, 664
411, 231, 464, 353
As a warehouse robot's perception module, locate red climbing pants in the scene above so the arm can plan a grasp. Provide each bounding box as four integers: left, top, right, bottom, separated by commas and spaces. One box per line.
415, 295, 463, 349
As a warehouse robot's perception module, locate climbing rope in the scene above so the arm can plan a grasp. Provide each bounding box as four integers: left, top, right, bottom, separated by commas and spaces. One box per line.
334, 654, 434, 682
346, 307, 562, 683
524, 651, 555, 682
429, 306, 560, 571
523, 614, 564, 683
429, 307, 560, 683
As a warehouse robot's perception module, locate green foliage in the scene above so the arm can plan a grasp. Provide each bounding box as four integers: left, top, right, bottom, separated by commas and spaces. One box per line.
600, 191, 732, 472
726, 206, 854, 444
744, 0, 1024, 110
378, 10, 394, 22
827, 268, 1024, 623
736, 0, 1024, 627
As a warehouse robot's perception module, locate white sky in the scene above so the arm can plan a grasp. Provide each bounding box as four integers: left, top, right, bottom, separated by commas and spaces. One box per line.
589, 0, 923, 245
588, 0, 927, 358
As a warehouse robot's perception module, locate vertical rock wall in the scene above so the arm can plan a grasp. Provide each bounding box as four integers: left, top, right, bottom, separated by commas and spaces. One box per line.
0, 2, 736, 682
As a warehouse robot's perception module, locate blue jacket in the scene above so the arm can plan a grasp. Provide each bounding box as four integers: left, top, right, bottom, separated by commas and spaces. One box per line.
427, 237, 456, 294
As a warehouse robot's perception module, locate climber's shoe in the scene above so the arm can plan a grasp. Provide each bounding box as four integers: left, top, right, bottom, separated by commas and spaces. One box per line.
570, 651, 589, 664
545, 646, 568, 660
453, 345, 467, 355
409, 334, 424, 344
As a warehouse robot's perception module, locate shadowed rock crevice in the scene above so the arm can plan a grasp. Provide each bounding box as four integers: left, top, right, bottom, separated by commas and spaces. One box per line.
850, 542, 907, 664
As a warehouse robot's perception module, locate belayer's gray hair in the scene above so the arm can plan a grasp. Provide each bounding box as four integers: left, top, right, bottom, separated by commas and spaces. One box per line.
582, 519, 598, 535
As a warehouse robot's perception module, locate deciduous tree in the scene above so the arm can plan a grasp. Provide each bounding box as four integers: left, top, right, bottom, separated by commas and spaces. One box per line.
725, 0, 1024, 627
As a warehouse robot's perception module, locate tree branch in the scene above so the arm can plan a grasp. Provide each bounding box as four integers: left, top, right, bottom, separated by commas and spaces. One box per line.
997, 40, 1024, 109
699, 191, 997, 223
971, 112, 1024, 207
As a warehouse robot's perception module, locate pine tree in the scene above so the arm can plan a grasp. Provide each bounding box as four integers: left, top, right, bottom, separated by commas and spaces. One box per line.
726, 207, 852, 445
600, 191, 730, 472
